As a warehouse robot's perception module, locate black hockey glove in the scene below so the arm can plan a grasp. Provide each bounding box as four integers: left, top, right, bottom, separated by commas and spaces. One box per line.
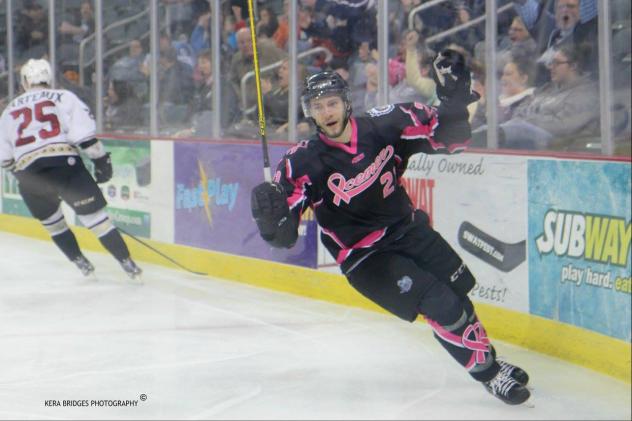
432, 49, 480, 107
251, 182, 290, 241
92, 153, 112, 183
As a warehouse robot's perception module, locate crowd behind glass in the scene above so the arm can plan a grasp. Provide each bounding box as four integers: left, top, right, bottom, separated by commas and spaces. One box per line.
0, 0, 630, 156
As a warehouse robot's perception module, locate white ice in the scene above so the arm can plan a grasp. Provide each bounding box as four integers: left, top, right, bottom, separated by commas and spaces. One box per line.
0, 231, 630, 420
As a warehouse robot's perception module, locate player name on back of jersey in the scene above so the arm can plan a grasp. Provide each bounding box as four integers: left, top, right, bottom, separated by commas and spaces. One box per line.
10, 90, 64, 108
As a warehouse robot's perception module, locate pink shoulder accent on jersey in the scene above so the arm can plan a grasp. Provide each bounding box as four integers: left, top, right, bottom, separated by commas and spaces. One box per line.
426, 317, 491, 371
399, 105, 439, 140
322, 226, 387, 264
318, 118, 358, 154
286, 172, 311, 210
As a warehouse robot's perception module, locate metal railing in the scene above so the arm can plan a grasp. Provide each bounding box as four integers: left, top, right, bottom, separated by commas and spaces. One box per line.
78, 8, 150, 86
408, 0, 449, 30
239, 46, 333, 113
425, 3, 514, 45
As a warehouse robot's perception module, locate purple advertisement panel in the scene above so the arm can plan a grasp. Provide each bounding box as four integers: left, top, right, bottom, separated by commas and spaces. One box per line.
174, 142, 317, 268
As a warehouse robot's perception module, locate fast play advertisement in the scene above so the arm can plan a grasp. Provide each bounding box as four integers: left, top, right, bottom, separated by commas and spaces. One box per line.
173, 142, 317, 268
528, 160, 631, 341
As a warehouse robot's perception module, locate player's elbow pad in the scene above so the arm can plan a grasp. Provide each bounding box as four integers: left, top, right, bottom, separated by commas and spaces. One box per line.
262, 214, 299, 249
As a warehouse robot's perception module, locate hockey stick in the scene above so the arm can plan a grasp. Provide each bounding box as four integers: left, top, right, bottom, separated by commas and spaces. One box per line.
457, 221, 526, 273
246, 0, 272, 182
116, 225, 208, 276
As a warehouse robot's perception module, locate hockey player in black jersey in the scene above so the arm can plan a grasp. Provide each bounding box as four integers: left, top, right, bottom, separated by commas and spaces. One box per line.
250, 50, 531, 405
0, 59, 142, 280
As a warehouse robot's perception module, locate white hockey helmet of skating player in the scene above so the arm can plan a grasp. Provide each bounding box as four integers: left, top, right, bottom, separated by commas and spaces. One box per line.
20, 58, 53, 91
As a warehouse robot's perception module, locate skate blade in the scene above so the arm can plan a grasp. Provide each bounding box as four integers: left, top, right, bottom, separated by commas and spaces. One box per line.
523, 398, 535, 408
126, 273, 144, 285
81, 271, 99, 282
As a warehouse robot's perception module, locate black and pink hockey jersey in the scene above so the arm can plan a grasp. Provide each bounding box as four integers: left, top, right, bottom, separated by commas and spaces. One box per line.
272, 102, 470, 274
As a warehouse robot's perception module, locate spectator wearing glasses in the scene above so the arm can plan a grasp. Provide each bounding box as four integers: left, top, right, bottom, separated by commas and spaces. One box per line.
515, 0, 597, 84
496, 44, 598, 149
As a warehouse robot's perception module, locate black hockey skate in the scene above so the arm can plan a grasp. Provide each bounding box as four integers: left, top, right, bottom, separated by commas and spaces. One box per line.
120, 258, 142, 280
497, 359, 529, 386
483, 367, 531, 405
73, 255, 95, 276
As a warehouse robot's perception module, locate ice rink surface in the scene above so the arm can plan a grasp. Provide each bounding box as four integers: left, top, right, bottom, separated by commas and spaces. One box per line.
0, 231, 630, 420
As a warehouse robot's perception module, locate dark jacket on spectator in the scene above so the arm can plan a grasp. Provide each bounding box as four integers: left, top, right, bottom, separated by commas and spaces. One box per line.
191, 76, 241, 128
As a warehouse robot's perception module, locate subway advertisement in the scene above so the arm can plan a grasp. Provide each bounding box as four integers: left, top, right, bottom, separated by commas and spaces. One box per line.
173, 142, 317, 268
528, 160, 631, 341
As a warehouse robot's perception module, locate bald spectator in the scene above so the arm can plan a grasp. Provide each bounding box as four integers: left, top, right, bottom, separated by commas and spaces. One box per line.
228, 27, 287, 112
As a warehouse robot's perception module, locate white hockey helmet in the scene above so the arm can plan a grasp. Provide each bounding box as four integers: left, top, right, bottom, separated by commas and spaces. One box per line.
20, 58, 53, 91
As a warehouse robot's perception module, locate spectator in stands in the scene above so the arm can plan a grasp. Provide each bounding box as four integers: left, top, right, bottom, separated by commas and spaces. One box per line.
191, 10, 239, 65
256, 6, 286, 49
347, 39, 376, 93
362, 58, 420, 113
175, 49, 241, 137
270, 0, 291, 49
104, 79, 142, 130
257, 6, 280, 38
163, 0, 198, 38
298, 2, 359, 61
470, 54, 536, 146
497, 44, 599, 149
474, 15, 538, 73
57, 62, 96, 113
515, 0, 597, 83
228, 27, 287, 112
109, 39, 146, 82
16, 1, 49, 60
388, 0, 423, 47
467, 58, 487, 130
404, 30, 438, 106
261, 59, 310, 139
444, 3, 482, 54
230, 0, 249, 29
58, 0, 94, 45
330, 58, 366, 116
158, 47, 194, 106
416, 1, 458, 40
190, 11, 212, 55
498, 54, 536, 122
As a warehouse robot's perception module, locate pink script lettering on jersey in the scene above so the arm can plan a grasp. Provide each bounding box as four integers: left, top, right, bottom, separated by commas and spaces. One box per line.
327, 145, 394, 206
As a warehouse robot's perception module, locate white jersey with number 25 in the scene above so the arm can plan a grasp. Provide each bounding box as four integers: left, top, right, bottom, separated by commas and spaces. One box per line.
0, 88, 96, 170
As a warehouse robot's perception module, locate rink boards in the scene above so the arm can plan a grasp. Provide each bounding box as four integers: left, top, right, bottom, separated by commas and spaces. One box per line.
0, 138, 630, 383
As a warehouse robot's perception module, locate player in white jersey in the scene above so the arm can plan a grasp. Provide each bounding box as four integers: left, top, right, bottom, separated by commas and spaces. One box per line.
0, 59, 141, 279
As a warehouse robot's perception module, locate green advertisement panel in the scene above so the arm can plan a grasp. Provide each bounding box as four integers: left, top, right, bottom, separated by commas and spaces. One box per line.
1, 139, 152, 239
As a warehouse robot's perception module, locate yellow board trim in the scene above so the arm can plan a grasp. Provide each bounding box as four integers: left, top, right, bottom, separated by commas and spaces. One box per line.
1, 213, 629, 383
